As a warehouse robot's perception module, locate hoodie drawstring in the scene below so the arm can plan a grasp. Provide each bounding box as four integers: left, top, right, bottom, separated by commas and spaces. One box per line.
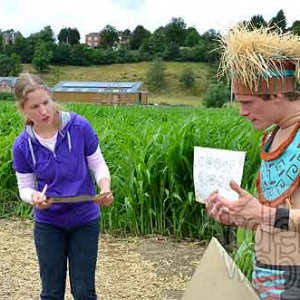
28, 138, 36, 167
67, 131, 72, 152
28, 131, 71, 168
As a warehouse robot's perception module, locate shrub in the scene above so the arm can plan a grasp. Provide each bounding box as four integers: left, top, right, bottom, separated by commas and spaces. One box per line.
0, 93, 15, 101
179, 69, 195, 88
146, 57, 166, 91
202, 82, 230, 108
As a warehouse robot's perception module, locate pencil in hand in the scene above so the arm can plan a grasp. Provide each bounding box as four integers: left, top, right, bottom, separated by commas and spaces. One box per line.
41, 184, 48, 202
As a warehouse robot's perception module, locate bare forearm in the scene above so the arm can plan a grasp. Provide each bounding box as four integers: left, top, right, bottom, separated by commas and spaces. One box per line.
235, 203, 276, 230
262, 205, 276, 228
97, 178, 111, 193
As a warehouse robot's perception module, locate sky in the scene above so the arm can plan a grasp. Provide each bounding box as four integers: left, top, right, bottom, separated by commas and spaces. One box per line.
0, 0, 298, 42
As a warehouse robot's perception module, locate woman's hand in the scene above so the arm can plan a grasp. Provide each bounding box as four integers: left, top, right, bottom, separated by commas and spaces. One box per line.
31, 191, 53, 210
94, 191, 113, 207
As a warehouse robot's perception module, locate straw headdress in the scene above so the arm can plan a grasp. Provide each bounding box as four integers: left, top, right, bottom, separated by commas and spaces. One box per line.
218, 24, 300, 94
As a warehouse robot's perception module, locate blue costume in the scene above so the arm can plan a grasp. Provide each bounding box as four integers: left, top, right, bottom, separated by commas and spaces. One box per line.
253, 123, 300, 300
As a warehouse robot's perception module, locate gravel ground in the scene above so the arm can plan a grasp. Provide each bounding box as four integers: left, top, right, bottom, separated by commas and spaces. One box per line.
0, 219, 205, 300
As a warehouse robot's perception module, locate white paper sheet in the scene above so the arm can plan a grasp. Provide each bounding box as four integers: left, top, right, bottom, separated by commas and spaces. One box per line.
193, 146, 246, 203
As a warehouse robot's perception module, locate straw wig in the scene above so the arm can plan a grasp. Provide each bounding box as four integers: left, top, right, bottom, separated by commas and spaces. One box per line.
218, 24, 300, 94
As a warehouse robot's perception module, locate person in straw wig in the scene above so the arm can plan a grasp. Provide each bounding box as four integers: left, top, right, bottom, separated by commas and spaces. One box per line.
206, 24, 300, 299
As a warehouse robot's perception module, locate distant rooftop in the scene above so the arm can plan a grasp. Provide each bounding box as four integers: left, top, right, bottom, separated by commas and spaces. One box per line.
0, 77, 18, 87
51, 81, 143, 93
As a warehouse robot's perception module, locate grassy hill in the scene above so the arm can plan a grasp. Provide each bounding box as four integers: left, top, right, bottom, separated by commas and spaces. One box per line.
23, 62, 214, 106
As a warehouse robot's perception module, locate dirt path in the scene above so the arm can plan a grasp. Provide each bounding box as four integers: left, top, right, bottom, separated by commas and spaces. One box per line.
0, 219, 206, 300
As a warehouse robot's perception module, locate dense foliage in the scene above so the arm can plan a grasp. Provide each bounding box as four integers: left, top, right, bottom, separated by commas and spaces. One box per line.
0, 101, 261, 241
0, 18, 221, 72
203, 82, 230, 108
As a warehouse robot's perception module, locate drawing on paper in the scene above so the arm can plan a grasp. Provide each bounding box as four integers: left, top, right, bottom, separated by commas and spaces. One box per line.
193, 147, 246, 203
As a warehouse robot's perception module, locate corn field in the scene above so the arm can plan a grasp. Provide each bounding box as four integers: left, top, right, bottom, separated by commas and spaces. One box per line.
0, 101, 261, 240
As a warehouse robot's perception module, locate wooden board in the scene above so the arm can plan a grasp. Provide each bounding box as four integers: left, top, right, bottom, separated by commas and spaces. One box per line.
182, 237, 259, 300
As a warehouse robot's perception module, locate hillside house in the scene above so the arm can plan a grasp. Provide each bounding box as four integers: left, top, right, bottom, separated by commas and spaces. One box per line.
51, 81, 148, 105
0, 77, 17, 93
85, 31, 130, 48
85, 33, 100, 48
2, 31, 22, 46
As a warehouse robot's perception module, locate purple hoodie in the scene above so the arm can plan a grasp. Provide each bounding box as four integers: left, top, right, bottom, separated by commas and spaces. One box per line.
12, 112, 100, 228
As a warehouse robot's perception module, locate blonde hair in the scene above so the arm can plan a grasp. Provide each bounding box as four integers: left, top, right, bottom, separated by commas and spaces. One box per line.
14, 73, 64, 125
218, 24, 300, 93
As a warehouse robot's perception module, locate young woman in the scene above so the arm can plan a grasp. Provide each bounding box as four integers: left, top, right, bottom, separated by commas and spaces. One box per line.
12, 73, 113, 299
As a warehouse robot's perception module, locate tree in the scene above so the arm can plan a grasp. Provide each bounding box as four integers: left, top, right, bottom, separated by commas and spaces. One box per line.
164, 17, 186, 46
269, 10, 287, 32
35, 26, 56, 44
26, 26, 56, 63
180, 46, 205, 62
0, 31, 3, 53
163, 42, 180, 60
249, 15, 267, 29
99, 25, 119, 49
32, 42, 53, 73
70, 44, 93, 66
11, 35, 28, 63
52, 43, 72, 64
11, 53, 22, 75
2, 44, 12, 57
129, 25, 151, 50
179, 69, 195, 88
201, 29, 221, 63
23, 36, 37, 62
146, 57, 166, 91
0, 54, 18, 76
184, 27, 201, 47
115, 45, 130, 63
203, 82, 230, 108
0, 54, 13, 76
290, 20, 300, 36
70, 28, 81, 45
139, 38, 152, 55
58, 27, 80, 45
140, 27, 165, 55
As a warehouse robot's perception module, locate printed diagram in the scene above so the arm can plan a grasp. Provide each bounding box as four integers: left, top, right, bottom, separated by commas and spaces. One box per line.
193, 147, 246, 203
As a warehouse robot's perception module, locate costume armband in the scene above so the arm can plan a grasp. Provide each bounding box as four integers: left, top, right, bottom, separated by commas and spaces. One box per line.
274, 207, 290, 231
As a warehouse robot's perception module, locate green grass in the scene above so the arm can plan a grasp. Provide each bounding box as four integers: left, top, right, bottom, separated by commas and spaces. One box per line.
0, 101, 261, 240
0, 100, 260, 278
22, 62, 212, 106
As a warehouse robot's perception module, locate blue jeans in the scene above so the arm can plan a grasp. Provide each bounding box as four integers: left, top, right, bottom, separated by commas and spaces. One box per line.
34, 218, 100, 300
